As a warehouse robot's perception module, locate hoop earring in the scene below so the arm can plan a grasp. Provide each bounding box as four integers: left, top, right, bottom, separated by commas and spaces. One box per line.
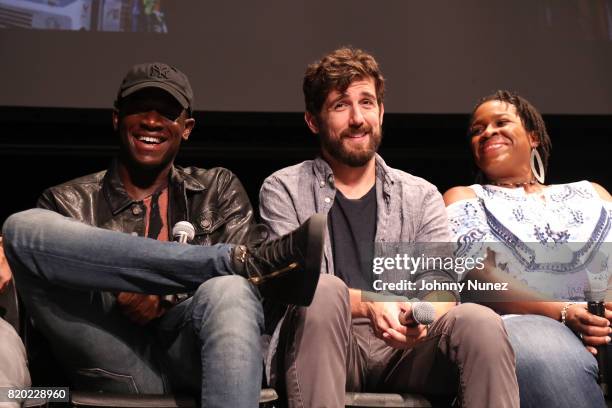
530, 148, 545, 184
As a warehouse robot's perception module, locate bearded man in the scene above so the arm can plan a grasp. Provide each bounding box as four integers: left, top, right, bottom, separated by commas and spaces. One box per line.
258, 47, 520, 408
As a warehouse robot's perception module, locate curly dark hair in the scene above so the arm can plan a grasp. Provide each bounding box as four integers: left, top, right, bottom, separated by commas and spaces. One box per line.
303, 47, 385, 115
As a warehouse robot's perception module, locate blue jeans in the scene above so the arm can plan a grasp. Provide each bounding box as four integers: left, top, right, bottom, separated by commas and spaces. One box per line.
2, 209, 265, 408
503, 314, 605, 408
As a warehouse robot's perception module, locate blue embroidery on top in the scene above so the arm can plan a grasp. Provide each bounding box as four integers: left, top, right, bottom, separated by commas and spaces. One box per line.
533, 224, 570, 244
483, 205, 610, 274
549, 184, 593, 202
455, 228, 487, 258
512, 207, 525, 222
482, 185, 525, 202
568, 209, 584, 226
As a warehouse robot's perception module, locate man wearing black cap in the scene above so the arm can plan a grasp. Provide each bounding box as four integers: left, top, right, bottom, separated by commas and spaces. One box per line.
1, 62, 325, 407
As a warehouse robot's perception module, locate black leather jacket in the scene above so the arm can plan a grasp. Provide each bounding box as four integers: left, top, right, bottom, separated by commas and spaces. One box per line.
37, 161, 259, 246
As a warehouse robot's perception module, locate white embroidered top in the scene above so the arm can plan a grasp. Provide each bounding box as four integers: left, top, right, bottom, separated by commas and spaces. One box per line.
446, 181, 612, 301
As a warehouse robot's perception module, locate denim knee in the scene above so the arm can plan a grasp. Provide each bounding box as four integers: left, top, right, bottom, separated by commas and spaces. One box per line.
2, 209, 52, 279
190, 275, 264, 335
3, 209, 53, 239
503, 314, 598, 376
3, 209, 30, 235
503, 314, 604, 408
2, 209, 66, 263
2, 209, 33, 251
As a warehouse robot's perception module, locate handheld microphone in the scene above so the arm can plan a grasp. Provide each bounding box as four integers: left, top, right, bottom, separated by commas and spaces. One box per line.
172, 221, 195, 244
167, 221, 196, 305
586, 289, 608, 395
399, 300, 435, 327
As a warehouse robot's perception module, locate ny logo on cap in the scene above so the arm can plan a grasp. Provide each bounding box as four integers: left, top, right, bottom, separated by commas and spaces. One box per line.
150, 64, 171, 80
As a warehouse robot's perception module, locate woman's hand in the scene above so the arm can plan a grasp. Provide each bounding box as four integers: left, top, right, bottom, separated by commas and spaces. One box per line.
564, 303, 612, 354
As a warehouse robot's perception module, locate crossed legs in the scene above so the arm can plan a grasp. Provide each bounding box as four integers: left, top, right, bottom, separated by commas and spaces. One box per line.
3, 209, 264, 407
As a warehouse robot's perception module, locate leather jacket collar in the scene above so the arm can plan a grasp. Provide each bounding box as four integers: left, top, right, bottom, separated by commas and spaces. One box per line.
102, 160, 207, 215
100, 160, 211, 232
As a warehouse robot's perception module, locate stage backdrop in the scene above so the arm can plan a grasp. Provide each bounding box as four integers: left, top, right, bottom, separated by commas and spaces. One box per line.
1, 0, 612, 114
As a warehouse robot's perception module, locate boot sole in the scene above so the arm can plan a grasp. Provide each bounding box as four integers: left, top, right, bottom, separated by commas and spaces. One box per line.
298, 213, 326, 306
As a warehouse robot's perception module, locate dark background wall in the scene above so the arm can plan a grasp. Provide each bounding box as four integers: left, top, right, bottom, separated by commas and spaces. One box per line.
1, 107, 610, 225
2, 1, 611, 226
2, 1, 612, 114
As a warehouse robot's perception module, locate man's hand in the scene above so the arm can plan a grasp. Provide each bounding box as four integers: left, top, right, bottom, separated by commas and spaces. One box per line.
365, 301, 428, 349
0, 236, 13, 293
564, 303, 612, 355
116, 292, 165, 325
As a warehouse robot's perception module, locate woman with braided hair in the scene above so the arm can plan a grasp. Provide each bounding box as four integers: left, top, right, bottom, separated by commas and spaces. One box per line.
444, 90, 612, 408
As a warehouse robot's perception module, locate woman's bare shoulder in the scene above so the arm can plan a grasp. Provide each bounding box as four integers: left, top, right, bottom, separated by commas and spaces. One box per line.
443, 186, 477, 206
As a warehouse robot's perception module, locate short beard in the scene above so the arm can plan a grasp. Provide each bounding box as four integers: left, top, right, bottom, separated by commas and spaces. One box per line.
320, 125, 382, 167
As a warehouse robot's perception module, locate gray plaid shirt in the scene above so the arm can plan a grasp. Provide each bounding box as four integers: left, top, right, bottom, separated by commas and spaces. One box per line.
259, 154, 457, 300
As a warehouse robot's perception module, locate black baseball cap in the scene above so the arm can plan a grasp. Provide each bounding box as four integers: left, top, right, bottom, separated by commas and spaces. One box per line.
116, 62, 193, 111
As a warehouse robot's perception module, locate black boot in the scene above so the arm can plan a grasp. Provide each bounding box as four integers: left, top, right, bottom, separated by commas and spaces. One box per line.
231, 214, 326, 306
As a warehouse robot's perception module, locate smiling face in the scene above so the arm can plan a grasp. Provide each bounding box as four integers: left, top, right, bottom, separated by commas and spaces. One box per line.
306, 77, 383, 167
469, 100, 538, 183
113, 88, 194, 171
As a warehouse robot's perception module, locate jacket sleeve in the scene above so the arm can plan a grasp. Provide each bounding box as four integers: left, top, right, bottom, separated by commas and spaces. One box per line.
413, 187, 460, 300
36, 188, 60, 212
212, 169, 262, 246
258, 175, 300, 240
36, 187, 86, 220
417, 187, 453, 243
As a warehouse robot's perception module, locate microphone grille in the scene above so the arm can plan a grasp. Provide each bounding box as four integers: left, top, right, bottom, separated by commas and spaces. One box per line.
172, 221, 195, 240
412, 302, 435, 325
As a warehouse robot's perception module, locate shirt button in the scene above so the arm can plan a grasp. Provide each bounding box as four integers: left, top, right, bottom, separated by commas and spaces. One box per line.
320, 181, 325, 187
200, 219, 212, 229
324, 197, 331, 204
132, 205, 142, 215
